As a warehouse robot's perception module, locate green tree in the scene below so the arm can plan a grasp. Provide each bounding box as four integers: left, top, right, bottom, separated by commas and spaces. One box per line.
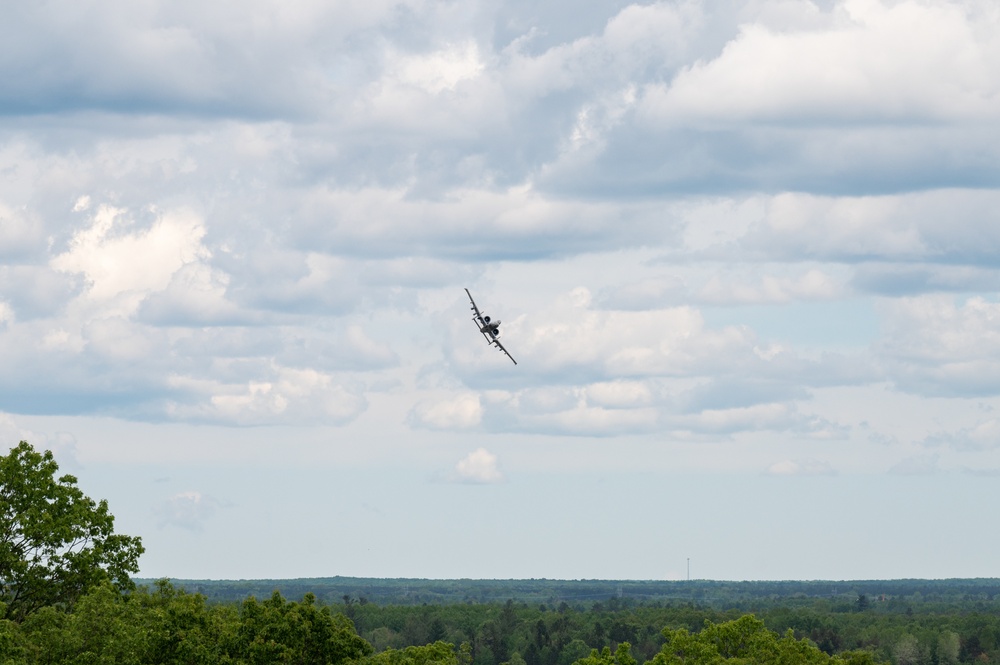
935, 631, 959, 665
650, 616, 885, 665
572, 643, 636, 665
0, 441, 144, 622
230, 591, 373, 665
362, 642, 460, 665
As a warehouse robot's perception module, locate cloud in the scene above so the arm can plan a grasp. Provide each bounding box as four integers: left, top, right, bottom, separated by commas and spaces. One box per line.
923, 418, 1000, 452
450, 448, 504, 484
0, 414, 80, 468
51, 205, 210, 315
673, 403, 848, 439
154, 491, 223, 532
291, 185, 682, 261
481, 388, 661, 437
0, 201, 45, 261
877, 295, 1000, 397
387, 41, 485, 94
697, 269, 843, 305
163, 366, 368, 426
411, 393, 482, 430
0, 0, 424, 118
642, 1, 1000, 125
738, 190, 1000, 264
852, 263, 1000, 296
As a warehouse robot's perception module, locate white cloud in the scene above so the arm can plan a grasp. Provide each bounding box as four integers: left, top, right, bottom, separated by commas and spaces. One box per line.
584, 380, 652, 409
698, 269, 843, 305
411, 394, 482, 430
51, 205, 210, 313
165, 366, 367, 426
154, 491, 223, 532
481, 388, 661, 437
739, 190, 1000, 263
452, 447, 504, 484
0, 414, 79, 468
0, 201, 44, 260
293, 185, 680, 260
642, 0, 1000, 125
139, 262, 243, 326
389, 41, 485, 94
924, 418, 1000, 451
878, 295, 1000, 396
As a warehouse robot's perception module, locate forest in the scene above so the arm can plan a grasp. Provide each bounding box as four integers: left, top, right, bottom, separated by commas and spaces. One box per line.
3, 441, 1000, 664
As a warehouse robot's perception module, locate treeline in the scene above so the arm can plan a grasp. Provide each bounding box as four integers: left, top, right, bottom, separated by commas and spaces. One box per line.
143, 577, 1000, 611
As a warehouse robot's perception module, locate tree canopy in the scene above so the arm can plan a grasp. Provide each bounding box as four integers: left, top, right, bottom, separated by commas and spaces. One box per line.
0, 441, 144, 621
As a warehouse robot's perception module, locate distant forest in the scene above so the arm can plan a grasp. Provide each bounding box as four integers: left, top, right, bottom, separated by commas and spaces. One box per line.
138, 576, 1000, 610
124, 577, 1000, 664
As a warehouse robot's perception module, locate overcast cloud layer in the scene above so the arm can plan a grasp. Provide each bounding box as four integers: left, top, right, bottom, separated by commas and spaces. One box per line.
3, 0, 1000, 581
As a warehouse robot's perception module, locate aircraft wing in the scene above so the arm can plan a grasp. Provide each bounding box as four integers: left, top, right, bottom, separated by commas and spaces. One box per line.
490, 336, 517, 365
464, 288, 486, 326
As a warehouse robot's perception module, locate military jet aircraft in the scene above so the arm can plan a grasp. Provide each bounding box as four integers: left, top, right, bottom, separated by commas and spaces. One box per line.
465, 288, 517, 365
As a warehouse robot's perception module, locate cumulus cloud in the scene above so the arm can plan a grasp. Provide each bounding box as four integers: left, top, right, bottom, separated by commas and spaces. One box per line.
164, 366, 368, 426
154, 491, 224, 532
923, 418, 1000, 452
481, 388, 661, 437
51, 205, 211, 316
738, 190, 1000, 264
0, 414, 80, 468
877, 295, 1000, 397
411, 394, 483, 430
292, 185, 681, 261
642, 1, 1000, 125
450, 448, 505, 484
697, 269, 843, 305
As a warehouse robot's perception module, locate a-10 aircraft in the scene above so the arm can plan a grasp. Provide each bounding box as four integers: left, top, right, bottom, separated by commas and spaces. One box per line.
465, 288, 517, 365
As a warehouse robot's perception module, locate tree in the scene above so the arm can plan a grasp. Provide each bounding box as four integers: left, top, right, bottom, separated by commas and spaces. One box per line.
650, 616, 884, 665
0, 441, 144, 621
572, 643, 636, 665
363, 641, 459, 665
231, 591, 373, 665
936, 631, 960, 665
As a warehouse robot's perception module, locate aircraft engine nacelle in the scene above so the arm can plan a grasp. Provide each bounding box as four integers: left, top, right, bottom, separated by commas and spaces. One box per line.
483, 315, 491, 323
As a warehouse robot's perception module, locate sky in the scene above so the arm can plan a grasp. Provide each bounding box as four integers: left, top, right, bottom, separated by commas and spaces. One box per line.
2, 0, 1000, 583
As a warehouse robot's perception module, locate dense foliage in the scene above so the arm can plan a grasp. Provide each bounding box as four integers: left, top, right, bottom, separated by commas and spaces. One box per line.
0, 583, 893, 665
0, 581, 374, 664
0, 441, 144, 622
337, 595, 1000, 665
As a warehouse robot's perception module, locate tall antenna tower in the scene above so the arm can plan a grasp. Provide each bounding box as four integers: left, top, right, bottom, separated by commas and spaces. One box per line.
687, 558, 690, 581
